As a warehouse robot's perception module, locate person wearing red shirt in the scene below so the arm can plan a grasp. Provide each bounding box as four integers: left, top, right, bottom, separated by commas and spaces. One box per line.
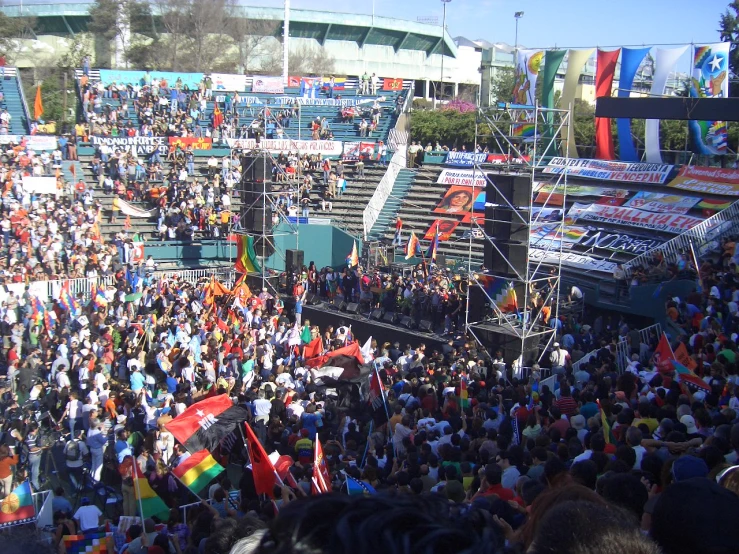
554, 385, 579, 418
471, 464, 516, 502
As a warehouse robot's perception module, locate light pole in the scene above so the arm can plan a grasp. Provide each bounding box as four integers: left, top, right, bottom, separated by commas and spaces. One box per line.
514, 11, 524, 53
439, 0, 451, 106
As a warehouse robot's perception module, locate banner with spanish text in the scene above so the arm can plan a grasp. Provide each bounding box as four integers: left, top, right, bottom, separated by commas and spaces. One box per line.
543, 158, 673, 184
99, 69, 203, 88
91, 136, 168, 157
434, 186, 475, 215
437, 169, 488, 188
252, 75, 284, 94
690, 43, 730, 156
424, 219, 459, 241
566, 202, 703, 234
624, 191, 700, 215
529, 248, 617, 273
383, 78, 403, 91
445, 151, 529, 167
226, 138, 343, 156
535, 182, 628, 199
113, 197, 158, 218
168, 137, 213, 150
667, 166, 739, 196
578, 229, 666, 256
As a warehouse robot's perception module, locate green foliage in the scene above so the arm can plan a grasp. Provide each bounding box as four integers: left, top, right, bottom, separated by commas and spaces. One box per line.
0, 12, 35, 63
22, 70, 66, 124
410, 109, 476, 148
490, 67, 515, 104
720, 1, 739, 97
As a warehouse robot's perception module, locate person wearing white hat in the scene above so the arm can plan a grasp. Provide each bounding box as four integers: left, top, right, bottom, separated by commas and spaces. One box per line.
550, 343, 567, 375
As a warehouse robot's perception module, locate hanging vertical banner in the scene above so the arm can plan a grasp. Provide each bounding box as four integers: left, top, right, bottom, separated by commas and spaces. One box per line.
540, 49, 567, 158
594, 49, 621, 160
512, 49, 544, 106
617, 47, 651, 161
689, 43, 730, 156
559, 49, 595, 159
645, 46, 688, 163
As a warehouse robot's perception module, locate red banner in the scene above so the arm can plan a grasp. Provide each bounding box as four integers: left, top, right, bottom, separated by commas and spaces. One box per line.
168, 137, 212, 150
423, 219, 459, 241
594, 49, 620, 160
383, 78, 403, 91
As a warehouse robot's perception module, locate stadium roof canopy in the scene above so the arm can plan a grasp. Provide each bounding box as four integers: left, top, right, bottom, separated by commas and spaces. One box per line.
0, 1, 457, 58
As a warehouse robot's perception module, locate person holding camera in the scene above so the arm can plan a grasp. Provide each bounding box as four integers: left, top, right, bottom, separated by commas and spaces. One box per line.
64, 430, 89, 492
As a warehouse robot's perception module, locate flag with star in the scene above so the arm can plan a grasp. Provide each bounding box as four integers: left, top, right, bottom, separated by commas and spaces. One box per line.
165, 394, 251, 454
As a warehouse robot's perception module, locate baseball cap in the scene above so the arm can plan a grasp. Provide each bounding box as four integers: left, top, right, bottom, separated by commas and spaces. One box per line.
671, 455, 708, 481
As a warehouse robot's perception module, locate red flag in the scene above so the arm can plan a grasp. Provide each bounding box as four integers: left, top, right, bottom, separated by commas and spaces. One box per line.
594, 48, 621, 160
673, 342, 698, 372
304, 342, 365, 369
216, 318, 229, 332
244, 422, 277, 498
654, 333, 675, 373
303, 337, 323, 360
313, 438, 331, 494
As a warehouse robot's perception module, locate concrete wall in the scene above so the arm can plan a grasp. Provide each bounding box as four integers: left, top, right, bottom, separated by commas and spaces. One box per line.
265, 222, 361, 272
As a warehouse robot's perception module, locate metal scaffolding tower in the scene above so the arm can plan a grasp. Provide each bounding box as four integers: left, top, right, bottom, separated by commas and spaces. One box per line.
463, 102, 572, 374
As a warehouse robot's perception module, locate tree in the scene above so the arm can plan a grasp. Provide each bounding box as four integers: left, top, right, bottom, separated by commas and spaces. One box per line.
719, 1, 739, 97
410, 109, 476, 149
0, 8, 35, 63
490, 67, 515, 104
223, 3, 280, 73
87, 0, 155, 68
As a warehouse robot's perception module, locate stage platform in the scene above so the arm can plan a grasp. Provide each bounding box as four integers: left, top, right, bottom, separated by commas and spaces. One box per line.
302, 304, 451, 351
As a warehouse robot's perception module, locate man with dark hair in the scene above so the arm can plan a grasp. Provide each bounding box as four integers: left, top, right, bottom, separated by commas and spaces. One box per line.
472, 463, 515, 501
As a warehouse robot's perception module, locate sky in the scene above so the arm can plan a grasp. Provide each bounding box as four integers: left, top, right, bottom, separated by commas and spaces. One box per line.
251, 0, 730, 51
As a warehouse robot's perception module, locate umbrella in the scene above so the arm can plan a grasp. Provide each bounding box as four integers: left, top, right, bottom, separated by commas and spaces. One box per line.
125, 292, 143, 302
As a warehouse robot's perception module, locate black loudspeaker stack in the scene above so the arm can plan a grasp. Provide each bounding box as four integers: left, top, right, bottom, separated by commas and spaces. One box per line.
240, 154, 273, 257
483, 173, 531, 279
285, 249, 304, 293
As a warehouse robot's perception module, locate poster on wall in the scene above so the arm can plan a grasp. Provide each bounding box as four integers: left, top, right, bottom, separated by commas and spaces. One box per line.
433, 186, 475, 215
529, 224, 587, 249
342, 142, 376, 161
531, 207, 565, 222
383, 78, 404, 91
566, 202, 703, 234
667, 166, 739, 196
99, 70, 203, 88
689, 43, 730, 156
226, 139, 343, 156
423, 219, 459, 241
578, 229, 667, 256
543, 158, 674, 184
210, 73, 247, 91
436, 169, 488, 188
251, 75, 284, 94
169, 137, 213, 150
624, 191, 700, 214
90, 136, 168, 157
21, 176, 57, 195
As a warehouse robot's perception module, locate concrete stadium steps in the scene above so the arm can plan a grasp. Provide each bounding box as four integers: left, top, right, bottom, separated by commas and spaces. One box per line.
1, 73, 29, 135
317, 166, 387, 237
366, 168, 417, 241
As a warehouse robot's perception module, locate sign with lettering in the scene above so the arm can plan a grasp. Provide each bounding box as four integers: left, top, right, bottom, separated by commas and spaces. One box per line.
566, 202, 703, 234
544, 158, 674, 184
90, 136, 168, 157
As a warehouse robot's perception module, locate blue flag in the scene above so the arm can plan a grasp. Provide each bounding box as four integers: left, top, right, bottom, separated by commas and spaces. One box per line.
345, 474, 376, 496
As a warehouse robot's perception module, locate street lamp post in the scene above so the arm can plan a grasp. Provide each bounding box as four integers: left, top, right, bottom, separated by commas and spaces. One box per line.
439, 0, 451, 107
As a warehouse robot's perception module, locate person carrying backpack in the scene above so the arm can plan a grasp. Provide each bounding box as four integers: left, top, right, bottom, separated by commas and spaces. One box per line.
64, 434, 89, 493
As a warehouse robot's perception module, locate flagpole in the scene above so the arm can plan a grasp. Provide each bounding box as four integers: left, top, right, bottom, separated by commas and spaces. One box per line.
170, 471, 205, 502
360, 420, 373, 469
132, 465, 147, 522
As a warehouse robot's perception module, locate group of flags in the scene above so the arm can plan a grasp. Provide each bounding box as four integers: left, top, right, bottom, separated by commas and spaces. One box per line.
403, 223, 439, 262
654, 333, 711, 393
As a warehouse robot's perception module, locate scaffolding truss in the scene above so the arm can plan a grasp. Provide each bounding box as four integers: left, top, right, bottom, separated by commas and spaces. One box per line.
229, 107, 303, 294
463, 102, 573, 371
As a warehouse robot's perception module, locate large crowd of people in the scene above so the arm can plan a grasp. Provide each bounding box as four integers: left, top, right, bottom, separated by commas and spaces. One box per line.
0, 232, 737, 554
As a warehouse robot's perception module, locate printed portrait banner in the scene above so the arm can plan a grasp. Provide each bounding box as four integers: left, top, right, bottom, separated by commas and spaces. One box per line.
437, 169, 488, 188
424, 219, 459, 241
667, 165, 739, 197
543, 158, 673, 184
225, 139, 343, 156
434, 186, 475, 215
690, 43, 730, 156
342, 142, 376, 160
531, 207, 565, 222
210, 73, 247, 91
566, 202, 703, 234
21, 176, 56, 195
251, 75, 285, 94
168, 137, 213, 150
99, 69, 204, 88
529, 248, 617, 273
578, 229, 667, 256
90, 136, 168, 157
624, 191, 700, 215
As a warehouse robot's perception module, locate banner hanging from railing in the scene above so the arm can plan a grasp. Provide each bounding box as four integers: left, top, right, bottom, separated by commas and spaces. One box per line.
437, 169, 488, 188
566, 202, 703, 234
251, 75, 284, 94
624, 191, 701, 215
168, 137, 212, 150
444, 151, 530, 167
210, 73, 247, 91
225, 138, 343, 156
21, 176, 57, 195
543, 158, 674, 184
99, 69, 204, 88
90, 136, 168, 157
578, 229, 667, 256
667, 166, 739, 196
529, 248, 618, 273
343, 142, 376, 161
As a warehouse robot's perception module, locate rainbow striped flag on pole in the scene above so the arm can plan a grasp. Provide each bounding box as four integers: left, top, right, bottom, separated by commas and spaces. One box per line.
234, 234, 262, 274
172, 449, 225, 495
133, 461, 169, 520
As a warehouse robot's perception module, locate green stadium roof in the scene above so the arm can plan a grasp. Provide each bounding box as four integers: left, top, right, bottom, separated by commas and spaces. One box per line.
0, 3, 457, 57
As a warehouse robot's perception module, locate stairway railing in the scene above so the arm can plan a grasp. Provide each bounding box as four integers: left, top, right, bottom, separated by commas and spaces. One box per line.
13, 68, 32, 133
361, 86, 413, 240
623, 199, 739, 277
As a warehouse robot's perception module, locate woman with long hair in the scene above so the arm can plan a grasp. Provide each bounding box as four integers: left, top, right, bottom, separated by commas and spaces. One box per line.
0, 444, 19, 498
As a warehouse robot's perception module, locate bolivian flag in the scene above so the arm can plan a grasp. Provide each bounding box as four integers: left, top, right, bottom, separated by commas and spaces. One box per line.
0, 481, 35, 527
172, 449, 225, 494
133, 462, 169, 520
234, 234, 262, 274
